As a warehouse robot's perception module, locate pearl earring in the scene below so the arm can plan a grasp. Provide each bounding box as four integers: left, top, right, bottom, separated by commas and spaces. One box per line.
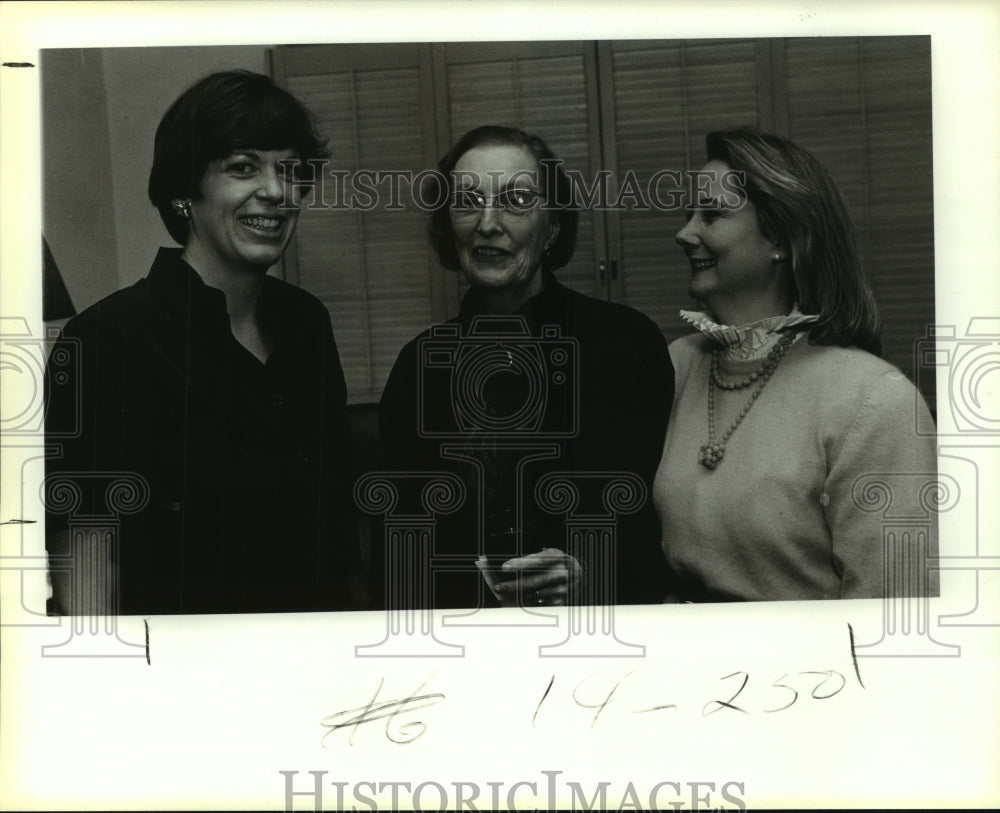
772, 252, 784, 262
172, 200, 191, 219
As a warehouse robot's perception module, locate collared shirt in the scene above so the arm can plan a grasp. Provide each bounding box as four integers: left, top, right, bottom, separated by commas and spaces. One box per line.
45, 247, 360, 614
373, 274, 675, 609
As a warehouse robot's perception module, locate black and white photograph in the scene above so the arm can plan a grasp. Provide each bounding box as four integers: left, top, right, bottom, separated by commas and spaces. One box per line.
1, 1, 998, 810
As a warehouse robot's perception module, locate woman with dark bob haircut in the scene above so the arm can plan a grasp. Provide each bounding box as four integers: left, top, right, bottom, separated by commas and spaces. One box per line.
373, 125, 674, 610
655, 128, 937, 601
45, 70, 360, 615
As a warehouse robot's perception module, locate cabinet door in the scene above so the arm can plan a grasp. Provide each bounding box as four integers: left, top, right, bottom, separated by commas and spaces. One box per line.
274, 44, 442, 402
597, 39, 764, 340
276, 42, 607, 401
598, 36, 934, 402
435, 41, 605, 302
277, 38, 934, 408
783, 36, 933, 386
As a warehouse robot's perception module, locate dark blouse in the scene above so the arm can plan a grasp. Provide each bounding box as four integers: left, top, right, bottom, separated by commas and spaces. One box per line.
45, 247, 360, 614
372, 274, 674, 609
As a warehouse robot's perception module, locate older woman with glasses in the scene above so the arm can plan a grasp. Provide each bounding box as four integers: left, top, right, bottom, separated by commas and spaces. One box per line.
371, 125, 675, 611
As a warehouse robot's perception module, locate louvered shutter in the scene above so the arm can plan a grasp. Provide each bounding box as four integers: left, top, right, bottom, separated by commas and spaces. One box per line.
437, 42, 602, 301
275, 45, 441, 402
599, 39, 762, 339
275, 39, 933, 409
784, 36, 933, 391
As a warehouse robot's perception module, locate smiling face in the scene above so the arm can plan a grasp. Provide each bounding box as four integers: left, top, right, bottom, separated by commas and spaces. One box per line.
184, 148, 300, 275
450, 144, 559, 312
675, 159, 791, 324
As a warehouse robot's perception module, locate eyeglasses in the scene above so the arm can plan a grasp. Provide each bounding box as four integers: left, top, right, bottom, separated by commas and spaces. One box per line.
450, 188, 547, 216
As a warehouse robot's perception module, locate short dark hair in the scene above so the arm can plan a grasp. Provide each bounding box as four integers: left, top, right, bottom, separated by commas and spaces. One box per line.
425, 125, 579, 273
705, 128, 881, 355
147, 70, 328, 244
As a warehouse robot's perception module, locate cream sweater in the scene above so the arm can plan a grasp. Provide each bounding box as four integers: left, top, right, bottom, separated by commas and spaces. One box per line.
654, 333, 938, 601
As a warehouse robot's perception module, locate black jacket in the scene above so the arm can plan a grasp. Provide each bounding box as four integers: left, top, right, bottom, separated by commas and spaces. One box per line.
371, 274, 674, 609
45, 248, 360, 614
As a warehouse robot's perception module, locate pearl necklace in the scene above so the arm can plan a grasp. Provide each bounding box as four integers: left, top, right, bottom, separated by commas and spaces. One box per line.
698, 331, 795, 470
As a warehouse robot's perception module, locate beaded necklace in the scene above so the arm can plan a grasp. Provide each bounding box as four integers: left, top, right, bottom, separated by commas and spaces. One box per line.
698, 331, 796, 470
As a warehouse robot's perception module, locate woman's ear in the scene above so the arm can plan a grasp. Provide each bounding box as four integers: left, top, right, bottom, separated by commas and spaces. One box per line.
770, 238, 792, 264
546, 219, 560, 249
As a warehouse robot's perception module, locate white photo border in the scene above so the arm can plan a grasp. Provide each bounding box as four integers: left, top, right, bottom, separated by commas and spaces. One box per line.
2, 1, 999, 810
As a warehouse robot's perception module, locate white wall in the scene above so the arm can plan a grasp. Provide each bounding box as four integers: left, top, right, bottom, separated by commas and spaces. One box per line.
42, 49, 120, 313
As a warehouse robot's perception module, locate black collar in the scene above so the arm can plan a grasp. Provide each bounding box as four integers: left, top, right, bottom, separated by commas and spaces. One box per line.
146, 247, 228, 323
456, 271, 569, 331
145, 246, 293, 340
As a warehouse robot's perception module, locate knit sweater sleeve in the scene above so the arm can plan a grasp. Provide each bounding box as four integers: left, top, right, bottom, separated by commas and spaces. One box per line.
823, 367, 938, 599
